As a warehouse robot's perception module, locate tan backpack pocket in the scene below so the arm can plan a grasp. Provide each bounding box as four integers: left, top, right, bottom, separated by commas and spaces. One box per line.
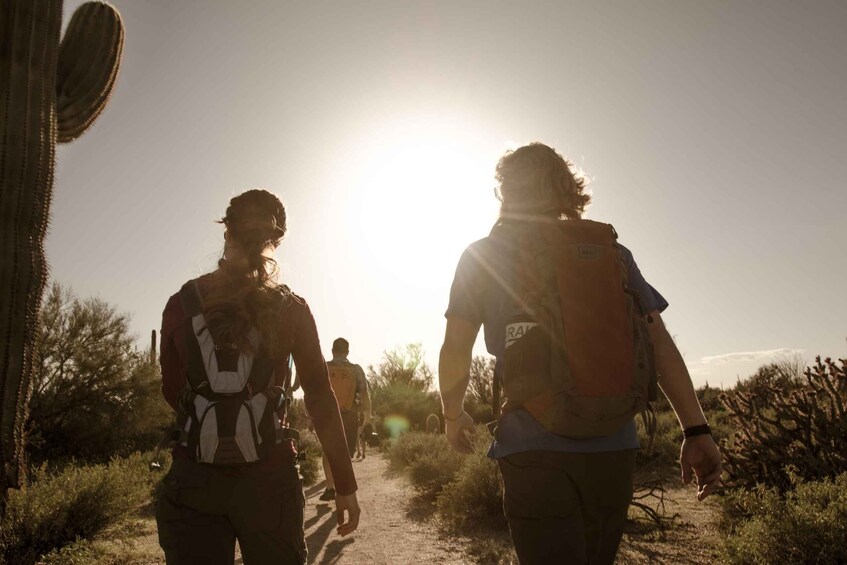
526, 393, 642, 439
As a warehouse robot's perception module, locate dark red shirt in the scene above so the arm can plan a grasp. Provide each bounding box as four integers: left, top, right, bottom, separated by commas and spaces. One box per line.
159, 274, 357, 495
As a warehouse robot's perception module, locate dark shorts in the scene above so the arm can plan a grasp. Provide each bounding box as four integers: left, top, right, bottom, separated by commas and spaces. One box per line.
156, 456, 306, 565
498, 449, 636, 565
340, 409, 359, 458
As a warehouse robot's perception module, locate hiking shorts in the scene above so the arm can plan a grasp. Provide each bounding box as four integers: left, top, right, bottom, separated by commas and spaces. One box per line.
156, 456, 307, 565
497, 449, 637, 565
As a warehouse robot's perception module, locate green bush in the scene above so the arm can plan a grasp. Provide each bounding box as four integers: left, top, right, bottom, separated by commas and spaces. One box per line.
435, 431, 505, 532
388, 428, 506, 532
0, 452, 161, 565
285, 398, 311, 431
29, 284, 172, 464
38, 540, 113, 565
368, 344, 441, 433
296, 431, 322, 487
637, 409, 681, 468
465, 356, 497, 425
385, 431, 449, 472
719, 473, 847, 564
408, 446, 464, 500
385, 432, 464, 499
371, 383, 441, 434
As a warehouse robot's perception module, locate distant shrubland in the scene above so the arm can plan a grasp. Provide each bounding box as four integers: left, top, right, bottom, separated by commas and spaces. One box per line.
28, 284, 171, 465
0, 450, 169, 565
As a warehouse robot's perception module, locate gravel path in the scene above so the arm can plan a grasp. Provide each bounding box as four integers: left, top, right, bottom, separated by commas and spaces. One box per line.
304, 453, 469, 564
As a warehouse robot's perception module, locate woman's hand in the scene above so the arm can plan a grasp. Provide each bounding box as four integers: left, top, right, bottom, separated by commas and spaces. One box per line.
335, 492, 361, 536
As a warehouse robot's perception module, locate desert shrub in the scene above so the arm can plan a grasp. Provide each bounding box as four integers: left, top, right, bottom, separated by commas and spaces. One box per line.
386, 431, 450, 472
368, 344, 441, 433
465, 356, 498, 424
386, 432, 463, 498
296, 431, 322, 487
637, 409, 681, 468
436, 429, 506, 532
731, 356, 806, 399
28, 284, 172, 464
0, 453, 158, 565
371, 383, 441, 435
409, 447, 464, 500
37, 540, 111, 565
721, 356, 847, 491
696, 383, 726, 413
719, 473, 847, 564
38, 536, 151, 565
388, 428, 505, 531
464, 401, 494, 426
286, 398, 311, 431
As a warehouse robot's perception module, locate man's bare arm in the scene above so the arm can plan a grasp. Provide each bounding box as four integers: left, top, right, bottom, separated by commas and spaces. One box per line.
438, 317, 480, 453
646, 310, 722, 500
646, 311, 707, 427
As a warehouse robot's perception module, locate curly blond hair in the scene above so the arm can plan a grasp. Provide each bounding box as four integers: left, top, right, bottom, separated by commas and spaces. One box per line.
495, 142, 591, 220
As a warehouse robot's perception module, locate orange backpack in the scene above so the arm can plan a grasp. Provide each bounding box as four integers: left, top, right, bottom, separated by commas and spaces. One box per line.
328, 363, 358, 411
500, 219, 658, 439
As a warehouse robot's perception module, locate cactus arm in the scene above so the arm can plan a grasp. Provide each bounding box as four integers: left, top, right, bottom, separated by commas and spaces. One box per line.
56, 1, 124, 143
0, 0, 63, 498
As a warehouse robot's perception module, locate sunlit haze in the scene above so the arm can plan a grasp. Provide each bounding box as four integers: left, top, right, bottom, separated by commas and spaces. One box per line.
52, 1, 846, 388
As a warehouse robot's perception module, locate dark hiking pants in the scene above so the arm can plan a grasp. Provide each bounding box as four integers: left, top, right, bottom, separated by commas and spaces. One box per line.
341, 409, 359, 458
156, 456, 307, 565
498, 449, 637, 565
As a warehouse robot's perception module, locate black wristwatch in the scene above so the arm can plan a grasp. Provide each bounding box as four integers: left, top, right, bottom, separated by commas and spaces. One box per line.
683, 424, 712, 438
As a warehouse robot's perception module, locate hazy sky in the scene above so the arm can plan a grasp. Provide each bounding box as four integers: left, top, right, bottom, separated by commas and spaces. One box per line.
53, 1, 846, 388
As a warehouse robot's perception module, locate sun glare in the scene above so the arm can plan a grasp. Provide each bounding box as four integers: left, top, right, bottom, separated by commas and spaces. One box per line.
335, 119, 500, 294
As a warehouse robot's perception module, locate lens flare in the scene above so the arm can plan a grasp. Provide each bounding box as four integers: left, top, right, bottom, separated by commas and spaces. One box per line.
383, 414, 411, 438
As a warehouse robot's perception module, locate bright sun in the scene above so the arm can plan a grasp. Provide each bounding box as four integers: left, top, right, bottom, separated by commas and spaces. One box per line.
337, 118, 501, 293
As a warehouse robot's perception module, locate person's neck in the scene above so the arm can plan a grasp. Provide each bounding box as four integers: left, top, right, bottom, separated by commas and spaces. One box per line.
332, 353, 348, 362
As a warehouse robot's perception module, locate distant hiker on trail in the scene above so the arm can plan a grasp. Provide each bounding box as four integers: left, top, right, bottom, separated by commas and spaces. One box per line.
157, 189, 360, 564
320, 338, 372, 501
438, 143, 722, 565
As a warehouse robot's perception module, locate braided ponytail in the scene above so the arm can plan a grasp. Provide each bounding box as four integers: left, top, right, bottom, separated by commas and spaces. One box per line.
203, 189, 290, 357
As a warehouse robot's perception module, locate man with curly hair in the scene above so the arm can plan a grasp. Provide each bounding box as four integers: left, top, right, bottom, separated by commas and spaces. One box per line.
438, 143, 721, 564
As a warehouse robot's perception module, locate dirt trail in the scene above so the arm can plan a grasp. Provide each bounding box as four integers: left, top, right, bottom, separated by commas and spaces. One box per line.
110, 454, 721, 564
304, 453, 468, 564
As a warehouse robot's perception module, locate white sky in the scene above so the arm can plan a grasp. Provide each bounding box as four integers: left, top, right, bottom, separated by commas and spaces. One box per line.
52, 1, 846, 388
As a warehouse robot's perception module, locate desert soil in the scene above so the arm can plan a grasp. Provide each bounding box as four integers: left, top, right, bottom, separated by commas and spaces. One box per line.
107, 453, 722, 564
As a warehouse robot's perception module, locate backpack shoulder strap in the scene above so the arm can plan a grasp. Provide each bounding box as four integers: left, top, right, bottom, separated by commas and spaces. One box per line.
177, 280, 213, 394
178, 280, 203, 317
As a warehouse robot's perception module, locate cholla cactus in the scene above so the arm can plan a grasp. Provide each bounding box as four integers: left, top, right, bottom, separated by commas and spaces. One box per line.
0, 1, 124, 503
720, 356, 847, 492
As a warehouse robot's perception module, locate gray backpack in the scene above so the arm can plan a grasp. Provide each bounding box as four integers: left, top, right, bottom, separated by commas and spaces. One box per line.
173, 281, 296, 464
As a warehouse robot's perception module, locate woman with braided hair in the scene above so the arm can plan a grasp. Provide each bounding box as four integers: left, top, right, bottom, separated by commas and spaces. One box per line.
156, 189, 360, 564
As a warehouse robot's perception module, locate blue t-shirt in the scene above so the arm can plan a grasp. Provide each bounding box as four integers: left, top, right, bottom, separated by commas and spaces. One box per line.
445, 223, 669, 458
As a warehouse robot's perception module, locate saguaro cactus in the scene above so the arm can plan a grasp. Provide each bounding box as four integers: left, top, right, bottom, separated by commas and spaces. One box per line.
0, 1, 124, 503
